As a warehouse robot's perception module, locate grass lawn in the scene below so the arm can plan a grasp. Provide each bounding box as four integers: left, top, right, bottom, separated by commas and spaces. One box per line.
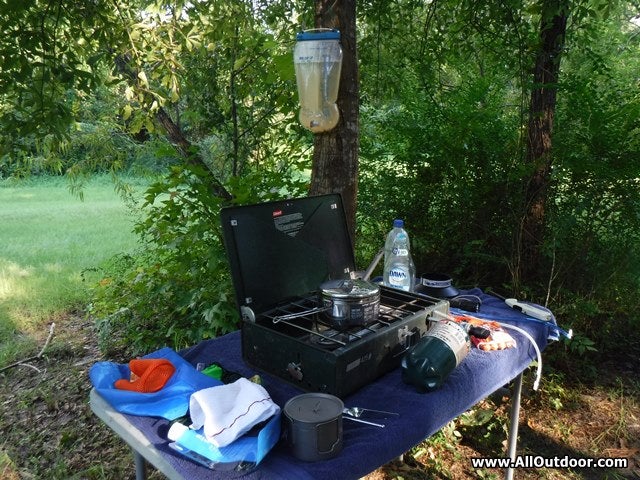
0, 175, 143, 365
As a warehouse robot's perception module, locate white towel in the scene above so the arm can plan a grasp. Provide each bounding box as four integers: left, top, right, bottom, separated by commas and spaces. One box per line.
189, 377, 280, 447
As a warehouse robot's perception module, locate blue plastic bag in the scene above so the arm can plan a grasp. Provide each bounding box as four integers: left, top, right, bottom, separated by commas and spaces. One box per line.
89, 347, 222, 420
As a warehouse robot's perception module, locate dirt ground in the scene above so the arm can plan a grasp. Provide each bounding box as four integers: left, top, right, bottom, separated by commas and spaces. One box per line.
1, 315, 639, 480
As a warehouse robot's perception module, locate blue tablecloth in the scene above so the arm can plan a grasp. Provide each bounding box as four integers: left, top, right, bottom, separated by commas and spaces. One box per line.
113, 289, 555, 479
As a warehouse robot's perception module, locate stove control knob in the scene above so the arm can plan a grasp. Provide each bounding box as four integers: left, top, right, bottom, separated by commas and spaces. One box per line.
287, 362, 303, 381
241, 306, 256, 323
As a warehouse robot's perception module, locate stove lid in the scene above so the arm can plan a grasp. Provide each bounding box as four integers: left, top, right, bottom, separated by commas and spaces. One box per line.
221, 194, 355, 314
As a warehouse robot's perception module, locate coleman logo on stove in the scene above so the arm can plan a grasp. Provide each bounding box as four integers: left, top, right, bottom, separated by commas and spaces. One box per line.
273, 209, 283, 217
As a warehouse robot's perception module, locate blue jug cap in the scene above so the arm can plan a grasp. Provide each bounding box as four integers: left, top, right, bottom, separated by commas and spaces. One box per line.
296, 29, 341, 41
393, 219, 404, 228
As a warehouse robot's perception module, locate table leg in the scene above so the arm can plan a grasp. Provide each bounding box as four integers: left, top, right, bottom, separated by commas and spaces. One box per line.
505, 372, 523, 480
134, 449, 147, 480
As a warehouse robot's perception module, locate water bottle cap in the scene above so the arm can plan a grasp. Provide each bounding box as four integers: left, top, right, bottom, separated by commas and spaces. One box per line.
393, 219, 404, 228
296, 29, 341, 41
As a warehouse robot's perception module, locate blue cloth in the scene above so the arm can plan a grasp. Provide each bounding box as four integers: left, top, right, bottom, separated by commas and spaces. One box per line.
455, 288, 569, 340
102, 289, 556, 479
89, 347, 222, 420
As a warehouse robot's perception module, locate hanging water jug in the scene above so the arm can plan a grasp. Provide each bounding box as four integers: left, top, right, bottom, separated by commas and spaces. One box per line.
293, 29, 343, 133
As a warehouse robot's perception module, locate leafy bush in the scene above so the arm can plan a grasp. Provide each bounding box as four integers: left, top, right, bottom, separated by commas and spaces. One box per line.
357, 75, 522, 286
90, 165, 238, 355
90, 159, 309, 356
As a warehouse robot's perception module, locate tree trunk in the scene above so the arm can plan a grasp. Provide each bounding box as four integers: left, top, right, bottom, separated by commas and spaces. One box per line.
310, 0, 359, 244
519, 0, 568, 286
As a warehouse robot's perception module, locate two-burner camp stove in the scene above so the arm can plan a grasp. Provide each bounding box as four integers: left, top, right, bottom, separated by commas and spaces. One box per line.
221, 194, 448, 398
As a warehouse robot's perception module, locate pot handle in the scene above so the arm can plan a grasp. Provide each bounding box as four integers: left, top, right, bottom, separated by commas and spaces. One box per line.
315, 419, 342, 454
272, 306, 330, 324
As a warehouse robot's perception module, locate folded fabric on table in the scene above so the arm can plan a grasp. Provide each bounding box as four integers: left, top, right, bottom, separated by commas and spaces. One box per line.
89, 347, 222, 420
189, 377, 281, 447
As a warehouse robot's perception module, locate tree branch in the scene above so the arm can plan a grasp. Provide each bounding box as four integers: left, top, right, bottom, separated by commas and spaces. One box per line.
0, 323, 56, 374
113, 53, 232, 201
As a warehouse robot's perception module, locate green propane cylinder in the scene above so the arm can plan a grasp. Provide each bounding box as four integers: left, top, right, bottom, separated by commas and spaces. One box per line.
401, 320, 471, 392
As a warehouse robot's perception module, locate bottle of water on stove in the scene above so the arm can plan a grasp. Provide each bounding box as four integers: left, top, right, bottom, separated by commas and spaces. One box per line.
383, 219, 416, 292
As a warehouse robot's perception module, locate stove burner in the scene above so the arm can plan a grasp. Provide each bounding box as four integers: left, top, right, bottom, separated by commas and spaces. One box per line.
256, 286, 442, 350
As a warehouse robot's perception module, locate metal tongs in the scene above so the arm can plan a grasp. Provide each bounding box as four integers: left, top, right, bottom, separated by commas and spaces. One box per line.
342, 406, 399, 428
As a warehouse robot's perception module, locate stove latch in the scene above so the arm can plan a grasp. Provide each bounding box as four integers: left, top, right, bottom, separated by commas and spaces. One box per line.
287, 362, 303, 381
398, 325, 411, 346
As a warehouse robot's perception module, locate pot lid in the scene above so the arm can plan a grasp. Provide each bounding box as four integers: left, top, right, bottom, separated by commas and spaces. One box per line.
320, 279, 379, 299
220, 194, 355, 314
284, 393, 344, 423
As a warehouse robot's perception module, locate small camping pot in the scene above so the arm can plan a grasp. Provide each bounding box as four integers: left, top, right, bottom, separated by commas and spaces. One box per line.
283, 393, 344, 461
319, 279, 380, 329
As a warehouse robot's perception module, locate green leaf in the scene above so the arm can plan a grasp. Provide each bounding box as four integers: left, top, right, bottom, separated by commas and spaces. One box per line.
122, 104, 133, 120
137, 70, 149, 88
233, 56, 247, 71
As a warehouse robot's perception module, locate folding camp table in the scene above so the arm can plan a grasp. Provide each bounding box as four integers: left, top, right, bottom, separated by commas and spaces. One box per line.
90, 290, 555, 480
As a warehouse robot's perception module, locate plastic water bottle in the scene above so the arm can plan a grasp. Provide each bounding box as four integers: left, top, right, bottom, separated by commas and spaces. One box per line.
383, 219, 416, 291
293, 30, 343, 133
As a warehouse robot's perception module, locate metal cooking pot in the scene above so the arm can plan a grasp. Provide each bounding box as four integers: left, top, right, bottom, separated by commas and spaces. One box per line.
319, 279, 380, 329
283, 393, 344, 462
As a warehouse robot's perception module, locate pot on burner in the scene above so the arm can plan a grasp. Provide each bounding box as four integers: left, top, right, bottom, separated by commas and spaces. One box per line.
319, 279, 380, 329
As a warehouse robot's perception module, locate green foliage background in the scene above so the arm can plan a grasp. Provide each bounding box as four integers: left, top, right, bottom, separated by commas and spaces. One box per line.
1, 0, 639, 356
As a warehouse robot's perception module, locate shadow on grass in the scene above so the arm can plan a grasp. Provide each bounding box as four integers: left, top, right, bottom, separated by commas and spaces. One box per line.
0, 303, 39, 367
459, 371, 639, 480
514, 422, 636, 480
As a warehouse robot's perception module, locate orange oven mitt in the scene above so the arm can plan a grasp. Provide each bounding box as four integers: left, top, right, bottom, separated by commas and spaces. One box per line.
114, 358, 176, 393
